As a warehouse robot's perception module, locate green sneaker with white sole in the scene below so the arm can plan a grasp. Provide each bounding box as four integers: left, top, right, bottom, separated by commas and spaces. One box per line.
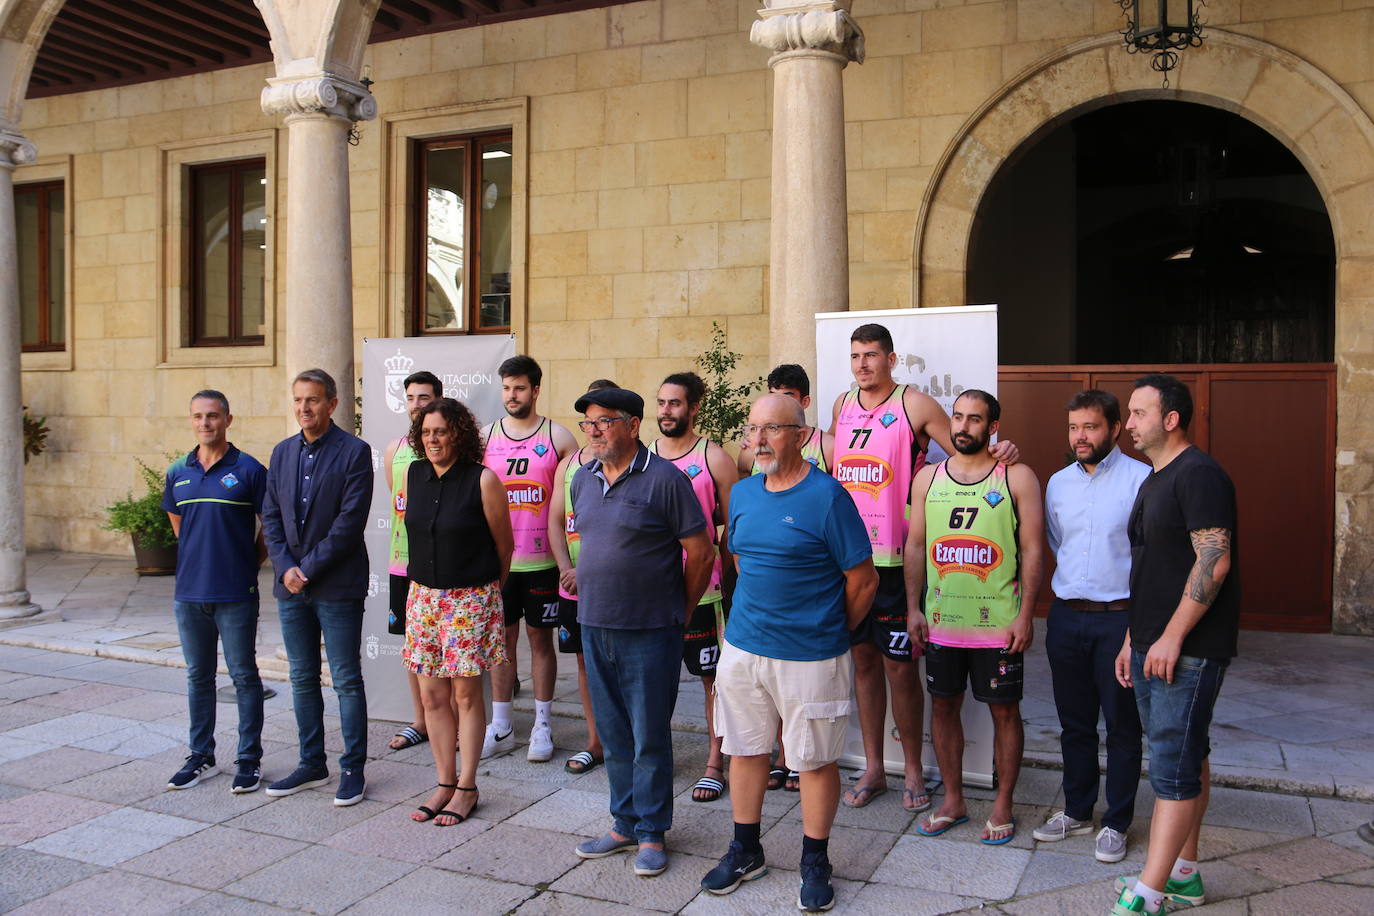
1110, 887, 1166, 915
1114, 872, 1204, 907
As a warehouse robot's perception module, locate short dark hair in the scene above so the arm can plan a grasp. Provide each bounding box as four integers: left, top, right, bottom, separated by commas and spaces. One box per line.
1065, 389, 1120, 427
954, 388, 1001, 423
767, 364, 810, 398
409, 398, 484, 466
586, 378, 618, 391
661, 371, 706, 407
404, 370, 443, 398
498, 355, 542, 388
1134, 373, 1193, 430
189, 389, 230, 414
850, 323, 894, 353
293, 368, 337, 400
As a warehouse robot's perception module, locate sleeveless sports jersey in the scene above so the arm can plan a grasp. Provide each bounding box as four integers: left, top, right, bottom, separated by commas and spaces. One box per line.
650, 436, 724, 605
833, 385, 917, 567
558, 447, 584, 601
924, 461, 1021, 649
483, 418, 559, 572
387, 436, 416, 576
750, 426, 828, 476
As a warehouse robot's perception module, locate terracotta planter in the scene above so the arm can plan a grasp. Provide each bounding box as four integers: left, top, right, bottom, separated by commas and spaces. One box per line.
131, 533, 177, 576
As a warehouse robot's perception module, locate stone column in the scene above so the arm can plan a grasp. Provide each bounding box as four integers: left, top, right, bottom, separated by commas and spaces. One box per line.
752, 1, 865, 379
261, 75, 376, 432
0, 123, 40, 626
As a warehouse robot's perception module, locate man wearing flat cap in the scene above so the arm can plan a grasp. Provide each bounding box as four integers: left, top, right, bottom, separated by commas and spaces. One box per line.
568, 387, 715, 877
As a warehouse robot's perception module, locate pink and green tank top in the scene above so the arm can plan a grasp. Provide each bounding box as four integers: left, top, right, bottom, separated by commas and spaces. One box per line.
650, 436, 724, 606
483, 417, 559, 573
833, 385, 917, 567
387, 436, 416, 576
558, 447, 584, 601
750, 427, 828, 476
924, 461, 1021, 649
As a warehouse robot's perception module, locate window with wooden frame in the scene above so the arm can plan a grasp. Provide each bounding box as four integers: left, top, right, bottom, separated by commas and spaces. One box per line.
412, 132, 513, 335
17, 181, 65, 353
190, 158, 266, 346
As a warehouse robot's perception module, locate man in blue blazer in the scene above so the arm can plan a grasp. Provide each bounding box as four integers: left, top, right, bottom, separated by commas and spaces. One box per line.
261, 368, 374, 806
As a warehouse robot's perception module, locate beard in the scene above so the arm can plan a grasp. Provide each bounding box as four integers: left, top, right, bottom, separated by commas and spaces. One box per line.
505, 401, 531, 419
755, 451, 779, 475
657, 415, 690, 438
1077, 438, 1114, 466
952, 431, 988, 455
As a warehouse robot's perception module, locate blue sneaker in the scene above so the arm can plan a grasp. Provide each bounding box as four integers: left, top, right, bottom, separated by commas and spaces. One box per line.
167, 754, 217, 790
334, 769, 366, 807
798, 851, 835, 912
701, 840, 767, 894
575, 833, 637, 859
265, 765, 329, 797
230, 761, 261, 794
634, 845, 668, 877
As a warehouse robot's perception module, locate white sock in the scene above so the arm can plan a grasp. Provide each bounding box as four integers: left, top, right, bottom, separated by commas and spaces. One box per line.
534, 699, 552, 726
1171, 857, 1198, 883
1131, 881, 1165, 913
491, 701, 512, 733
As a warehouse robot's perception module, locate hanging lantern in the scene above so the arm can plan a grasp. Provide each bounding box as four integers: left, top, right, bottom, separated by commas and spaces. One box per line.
1119, 0, 1204, 84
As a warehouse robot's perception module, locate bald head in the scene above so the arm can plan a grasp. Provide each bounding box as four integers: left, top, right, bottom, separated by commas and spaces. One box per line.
747, 393, 808, 478
751, 393, 805, 427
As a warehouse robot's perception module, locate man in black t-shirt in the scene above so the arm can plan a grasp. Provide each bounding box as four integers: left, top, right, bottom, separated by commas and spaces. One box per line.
1109, 375, 1239, 916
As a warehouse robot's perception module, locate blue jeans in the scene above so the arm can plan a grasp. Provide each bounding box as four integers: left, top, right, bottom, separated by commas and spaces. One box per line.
583, 624, 683, 845
278, 594, 368, 772
174, 600, 264, 764
1131, 649, 1227, 801
1046, 600, 1142, 831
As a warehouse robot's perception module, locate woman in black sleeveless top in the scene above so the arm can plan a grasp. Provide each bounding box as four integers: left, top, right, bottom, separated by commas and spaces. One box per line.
402, 398, 513, 826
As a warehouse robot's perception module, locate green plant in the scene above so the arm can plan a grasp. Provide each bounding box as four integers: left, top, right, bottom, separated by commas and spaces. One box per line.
355, 376, 363, 435
694, 322, 763, 445
22, 407, 48, 464
102, 457, 177, 549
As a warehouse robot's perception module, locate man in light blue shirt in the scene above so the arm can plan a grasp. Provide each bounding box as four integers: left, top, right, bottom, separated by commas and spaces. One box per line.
1033, 389, 1150, 864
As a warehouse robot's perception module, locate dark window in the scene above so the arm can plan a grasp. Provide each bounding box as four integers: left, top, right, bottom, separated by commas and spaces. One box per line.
412, 132, 513, 335
190, 159, 266, 346
17, 181, 64, 352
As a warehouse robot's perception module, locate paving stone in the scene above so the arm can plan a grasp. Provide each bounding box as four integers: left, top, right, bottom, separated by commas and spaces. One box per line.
0, 790, 118, 844
429, 822, 580, 884
0, 781, 28, 801
121, 824, 307, 889
4, 711, 143, 745
1187, 901, 1248, 915
550, 851, 721, 912
222, 846, 415, 915
1237, 713, 1367, 746
23, 806, 206, 866
1209, 737, 1286, 769
221, 792, 393, 843
347, 865, 532, 914
1246, 880, 1374, 914
90, 692, 188, 722
1228, 836, 1374, 884
759, 820, 898, 882
1309, 796, 1374, 836
1001, 878, 1120, 915
51, 758, 168, 803
1202, 785, 1315, 835
337, 758, 434, 804
0, 847, 102, 909
1015, 849, 1131, 896
0, 676, 83, 703
27, 682, 147, 712
843, 881, 978, 916
134, 776, 277, 822
871, 833, 1032, 899
1195, 824, 1294, 860
171, 891, 304, 915
1196, 859, 1282, 901
69, 721, 186, 758
505, 787, 619, 837
657, 799, 779, 859
1329, 868, 1374, 886
0, 735, 54, 764
1326, 828, 1374, 856
324, 803, 490, 863
0, 700, 69, 732
7, 871, 208, 915
513, 890, 644, 914
0, 746, 131, 789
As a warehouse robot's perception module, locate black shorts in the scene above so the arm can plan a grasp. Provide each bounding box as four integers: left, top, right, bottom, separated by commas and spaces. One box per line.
388, 574, 409, 636
848, 566, 914, 662
683, 600, 724, 677
501, 568, 560, 628
925, 643, 1023, 704
557, 595, 582, 655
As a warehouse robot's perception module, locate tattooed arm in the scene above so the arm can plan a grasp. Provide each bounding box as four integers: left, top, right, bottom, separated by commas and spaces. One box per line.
1142, 526, 1233, 683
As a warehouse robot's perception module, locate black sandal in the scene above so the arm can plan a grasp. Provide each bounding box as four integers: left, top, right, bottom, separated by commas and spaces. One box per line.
413, 782, 456, 823
435, 785, 478, 826
767, 765, 787, 791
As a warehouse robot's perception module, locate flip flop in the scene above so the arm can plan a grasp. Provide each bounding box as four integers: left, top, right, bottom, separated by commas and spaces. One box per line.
692, 775, 725, 802
564, 751, 604, 774
916, 813, 969, 837
767, 765, 787, 791
389, 726, 428, 751
784, 770, 801, 792
902, 786, 933, 813
841, 782, 887, 808
980, 818, 1017, 845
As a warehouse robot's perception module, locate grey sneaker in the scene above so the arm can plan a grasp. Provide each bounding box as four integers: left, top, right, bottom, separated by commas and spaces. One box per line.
634, 845, 668, 877
1095, 826, 1128, 863
1032, 810, 1093, 842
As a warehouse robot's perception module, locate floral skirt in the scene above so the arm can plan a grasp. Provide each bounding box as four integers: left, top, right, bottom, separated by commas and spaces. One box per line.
403, 580, 508, 678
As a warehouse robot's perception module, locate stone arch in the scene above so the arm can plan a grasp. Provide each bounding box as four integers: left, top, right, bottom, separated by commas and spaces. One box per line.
254, 0, 384, 80
0, 0, 68, 125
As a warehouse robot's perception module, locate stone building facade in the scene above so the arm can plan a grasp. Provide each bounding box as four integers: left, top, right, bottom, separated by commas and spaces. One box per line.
1, 0, 1371, 634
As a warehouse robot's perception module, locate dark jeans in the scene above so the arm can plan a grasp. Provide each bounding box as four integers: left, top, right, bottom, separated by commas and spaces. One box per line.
583, 624, 683, 845
174, 600, 264, 764
278, 594, 368, 772
1046, 599, 1142, 831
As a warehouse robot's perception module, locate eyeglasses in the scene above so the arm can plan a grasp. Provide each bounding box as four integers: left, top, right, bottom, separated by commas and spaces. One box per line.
741, 423, 802, 439
577, 416, 628, 433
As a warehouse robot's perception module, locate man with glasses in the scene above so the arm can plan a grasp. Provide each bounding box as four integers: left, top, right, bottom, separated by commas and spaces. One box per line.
568, 387, 714, 878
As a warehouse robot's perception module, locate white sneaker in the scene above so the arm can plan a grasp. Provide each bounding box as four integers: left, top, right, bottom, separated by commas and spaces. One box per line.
1095, 826, 1128, 863
1032, 810, 1094, 842
481, 723, 516, 759
527, 722, 554, 762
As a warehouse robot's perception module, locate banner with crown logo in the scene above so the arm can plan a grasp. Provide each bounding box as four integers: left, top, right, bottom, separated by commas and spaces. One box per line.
360, 334, 515, 722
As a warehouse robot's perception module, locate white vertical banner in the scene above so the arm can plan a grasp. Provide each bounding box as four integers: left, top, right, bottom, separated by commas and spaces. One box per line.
360, 334, 515, 723
815, 305, 999, 789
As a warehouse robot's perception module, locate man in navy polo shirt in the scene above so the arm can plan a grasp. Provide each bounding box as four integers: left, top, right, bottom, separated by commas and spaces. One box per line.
163, 389, 268, 793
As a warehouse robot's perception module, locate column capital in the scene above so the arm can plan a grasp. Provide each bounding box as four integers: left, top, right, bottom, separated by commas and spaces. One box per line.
261, 72, 377, 123
750, 2, 865, 65
0, 122, 37, 170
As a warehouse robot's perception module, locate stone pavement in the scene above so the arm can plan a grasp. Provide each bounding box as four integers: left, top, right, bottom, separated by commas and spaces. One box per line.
5, 551, 1374, 802
1, 642, 1373, 915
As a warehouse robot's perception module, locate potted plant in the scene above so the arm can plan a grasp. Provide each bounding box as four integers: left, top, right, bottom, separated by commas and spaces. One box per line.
102, 457, 178, 575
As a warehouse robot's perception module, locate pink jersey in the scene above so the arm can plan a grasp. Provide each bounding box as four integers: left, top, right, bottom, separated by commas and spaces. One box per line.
833, 385, 917, 567
651, 436, 724, 605
484, 417, 560, 572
